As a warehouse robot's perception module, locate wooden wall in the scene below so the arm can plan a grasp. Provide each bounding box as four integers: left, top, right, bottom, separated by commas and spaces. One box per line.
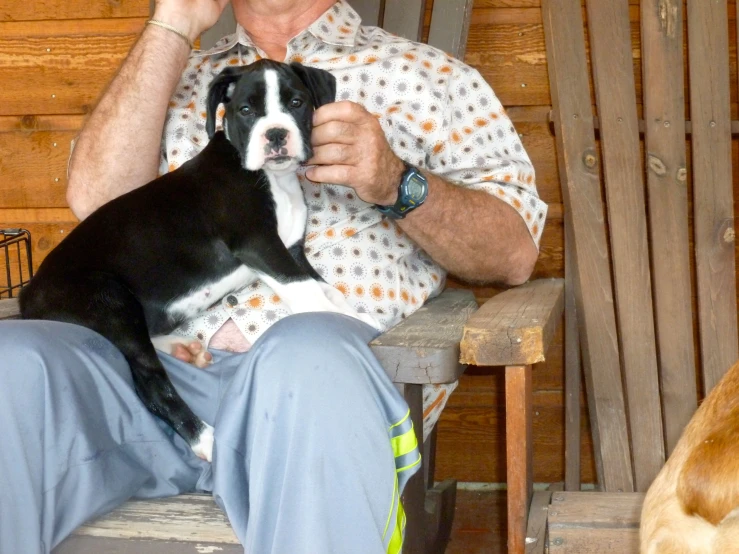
6, 0, 733, 485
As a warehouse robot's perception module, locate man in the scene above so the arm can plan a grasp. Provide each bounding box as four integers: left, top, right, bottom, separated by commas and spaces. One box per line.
0, 0, 545, 552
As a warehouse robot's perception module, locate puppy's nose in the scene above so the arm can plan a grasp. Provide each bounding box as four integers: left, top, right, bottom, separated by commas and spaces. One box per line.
265, 128, 288, 148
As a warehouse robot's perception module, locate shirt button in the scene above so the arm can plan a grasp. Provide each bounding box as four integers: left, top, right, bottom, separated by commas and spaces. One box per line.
226, 295, 238, 306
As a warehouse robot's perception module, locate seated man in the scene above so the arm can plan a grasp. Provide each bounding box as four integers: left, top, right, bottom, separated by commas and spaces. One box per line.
0, 0, 545, 552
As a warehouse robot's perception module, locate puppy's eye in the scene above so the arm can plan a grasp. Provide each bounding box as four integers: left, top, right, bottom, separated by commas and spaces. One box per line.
290, 98, 303, 108
239, 106, 251, 115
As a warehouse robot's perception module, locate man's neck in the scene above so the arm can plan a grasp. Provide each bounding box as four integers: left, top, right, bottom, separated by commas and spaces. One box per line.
233, 0, 336, 61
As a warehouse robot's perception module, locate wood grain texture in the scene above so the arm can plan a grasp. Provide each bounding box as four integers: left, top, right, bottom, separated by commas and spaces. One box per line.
0, 19, 145, 116
564, 221, 581, 492
0, 131, 74, 208
525, 490, 552, 554
1, 0, 149, 22
585, 0, 664, 492
640, 0, 697, 456
542, 0, 634, 493
371, 288, 478, 384
0, 298, 19, 319
688, 0, 739, 393
505, 364, 533, 554
69, 494, 238, 543
548, 491, 644, 526
459, 278, 564, 366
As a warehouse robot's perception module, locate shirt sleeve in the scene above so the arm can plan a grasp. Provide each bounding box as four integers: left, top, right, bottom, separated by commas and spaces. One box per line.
426, 64, 548, 249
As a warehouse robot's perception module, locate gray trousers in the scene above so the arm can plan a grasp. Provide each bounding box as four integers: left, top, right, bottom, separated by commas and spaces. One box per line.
0, 313, 419, 554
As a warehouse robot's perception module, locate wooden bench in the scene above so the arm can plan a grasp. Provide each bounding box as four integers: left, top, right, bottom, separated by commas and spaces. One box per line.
536, 0, 739, 551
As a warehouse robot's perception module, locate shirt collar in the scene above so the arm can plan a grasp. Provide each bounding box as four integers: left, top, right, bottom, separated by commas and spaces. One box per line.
197, 0, 361, 56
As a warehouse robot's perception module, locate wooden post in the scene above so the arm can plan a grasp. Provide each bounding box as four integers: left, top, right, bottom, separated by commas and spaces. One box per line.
396, 383, 425, 554
506, 364, 533, 554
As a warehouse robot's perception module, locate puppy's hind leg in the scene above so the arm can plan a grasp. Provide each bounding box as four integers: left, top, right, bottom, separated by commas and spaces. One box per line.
77, 276, 214, 461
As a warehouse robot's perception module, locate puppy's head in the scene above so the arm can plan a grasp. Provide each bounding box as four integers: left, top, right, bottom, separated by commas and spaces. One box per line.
206, 60, 336, 173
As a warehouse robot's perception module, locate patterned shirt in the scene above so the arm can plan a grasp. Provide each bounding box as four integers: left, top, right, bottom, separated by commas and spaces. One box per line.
161, 0, 547, 438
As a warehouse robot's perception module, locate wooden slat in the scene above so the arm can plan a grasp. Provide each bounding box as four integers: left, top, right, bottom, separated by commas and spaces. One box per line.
428, 0, 474, 59
548, 491, 644, 525
585, 0, 664, 491
1, 0, 149, 22
564, 222, 581, 492
0, 131, 75, 208
542, 0, 634, 492
0, 19, 145, 116
525, 490, 552, 554
370, 289, 477, 384
459, 278, 564, 367
0, 298, 19, 319
505, 364, 533, 554
640, 0, 696, 455
69, 494, 237, 543
382, 0, 426, 42
548, 528, 639, 553
688, 0, 739, 393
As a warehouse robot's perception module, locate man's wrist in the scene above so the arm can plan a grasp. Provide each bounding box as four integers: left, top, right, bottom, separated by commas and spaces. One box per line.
151, 8, 202, 44
378, 156, 406, 206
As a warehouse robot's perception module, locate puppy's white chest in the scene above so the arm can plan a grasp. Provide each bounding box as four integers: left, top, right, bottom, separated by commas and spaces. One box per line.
266, 172, 307, 247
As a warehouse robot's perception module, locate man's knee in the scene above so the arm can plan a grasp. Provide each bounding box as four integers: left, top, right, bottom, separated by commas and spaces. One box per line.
248, 312, 383, 394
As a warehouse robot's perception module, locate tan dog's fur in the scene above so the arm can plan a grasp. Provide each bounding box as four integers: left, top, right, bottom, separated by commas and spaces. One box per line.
641, 360, 739, 553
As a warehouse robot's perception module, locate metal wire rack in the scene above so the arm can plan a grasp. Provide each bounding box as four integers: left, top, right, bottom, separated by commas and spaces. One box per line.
1, 228, 33, 299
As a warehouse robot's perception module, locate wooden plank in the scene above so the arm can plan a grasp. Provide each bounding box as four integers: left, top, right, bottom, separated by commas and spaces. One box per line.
524, 490, 551, 553
382, 0, 426, 42
0, 115, 84, 132
585, 0, 664, 491
55, 536, 242, 554
67, 494, 237, 543
564, 222, 581, 491
640, 0, 697, 455
542, 0, 634, 492
370, 289, 477, 384
505, 364, 533, 554
548, 491, 644, 526
459, 278, 564, 366
0, 131, 75, 208
688, 0, 739, 393
0, 19, 145, 116
0, 298, 19, 319
428, 0, 474, 59
396, 383, 425, 554
1, 0, 149, 21
548, 528, 639, 553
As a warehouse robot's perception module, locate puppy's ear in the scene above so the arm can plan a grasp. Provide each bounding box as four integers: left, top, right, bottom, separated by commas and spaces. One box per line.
206, 68, 242, 138
289, 63, 336, 108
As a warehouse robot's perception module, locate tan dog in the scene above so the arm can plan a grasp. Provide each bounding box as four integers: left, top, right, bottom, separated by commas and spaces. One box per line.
641, 360, 739, 553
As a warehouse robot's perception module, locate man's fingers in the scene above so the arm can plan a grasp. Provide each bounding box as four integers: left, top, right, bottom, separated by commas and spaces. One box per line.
172, 343, 193, 362
311, 120, 356, 147
308, 143, 356, 166
312, 101, 368, 127
305, 164, 353, 185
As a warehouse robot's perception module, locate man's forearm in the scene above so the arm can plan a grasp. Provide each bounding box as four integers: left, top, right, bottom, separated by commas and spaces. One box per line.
66, 25, 191, 220
397, 173, 539, 286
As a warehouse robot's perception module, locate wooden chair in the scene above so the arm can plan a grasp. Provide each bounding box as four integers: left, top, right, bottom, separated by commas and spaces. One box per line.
537, 0, 739, 551
0, 1, 565, 552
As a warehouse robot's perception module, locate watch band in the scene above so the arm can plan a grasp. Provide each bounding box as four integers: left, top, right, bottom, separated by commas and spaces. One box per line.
375, 163, 428, 219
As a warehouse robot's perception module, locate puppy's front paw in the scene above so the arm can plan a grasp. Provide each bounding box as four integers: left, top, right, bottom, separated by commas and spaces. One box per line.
191, 423, 215, 462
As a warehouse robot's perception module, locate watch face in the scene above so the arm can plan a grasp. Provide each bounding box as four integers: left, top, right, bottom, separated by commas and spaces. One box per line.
406, 174, 427, 201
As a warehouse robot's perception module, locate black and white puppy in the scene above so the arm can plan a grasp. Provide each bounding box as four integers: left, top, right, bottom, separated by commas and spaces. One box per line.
20, 60, 373, 462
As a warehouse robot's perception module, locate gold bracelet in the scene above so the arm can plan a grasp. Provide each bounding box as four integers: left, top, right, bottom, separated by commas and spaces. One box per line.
146, 19, 194, 49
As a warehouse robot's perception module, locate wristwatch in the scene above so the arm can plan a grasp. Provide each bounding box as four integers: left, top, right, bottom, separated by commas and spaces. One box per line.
375, 163, 429, 219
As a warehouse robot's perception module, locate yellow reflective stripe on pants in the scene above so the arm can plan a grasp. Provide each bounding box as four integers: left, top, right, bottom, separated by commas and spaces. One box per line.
383, 472, 407, 554
391, 426, 418, 459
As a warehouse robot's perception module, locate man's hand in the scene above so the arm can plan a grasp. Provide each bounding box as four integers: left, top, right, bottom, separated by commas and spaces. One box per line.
306, 101, 406, 205
153, 0, 231, 43
172, 340, 213, 368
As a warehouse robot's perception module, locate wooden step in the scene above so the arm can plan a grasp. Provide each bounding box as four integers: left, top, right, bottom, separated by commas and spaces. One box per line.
547, 492, 645, 553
